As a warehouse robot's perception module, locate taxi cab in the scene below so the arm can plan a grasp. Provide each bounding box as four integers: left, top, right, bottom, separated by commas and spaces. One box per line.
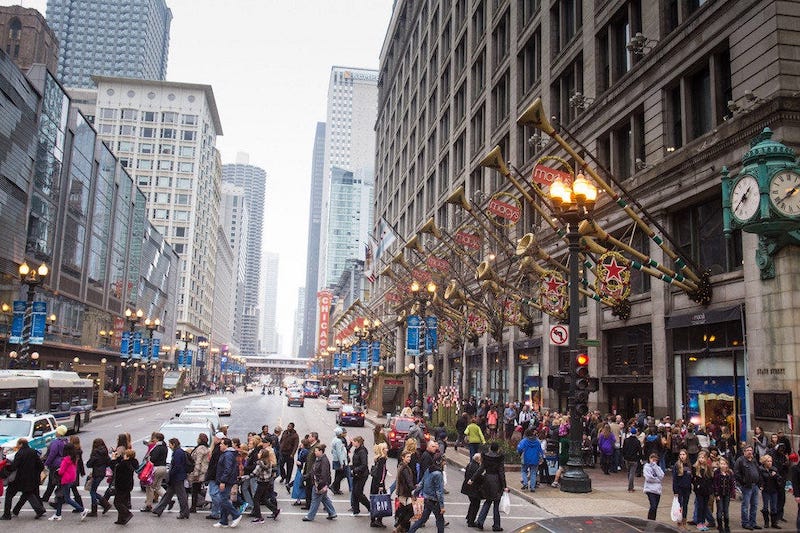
0, 413, 58, 460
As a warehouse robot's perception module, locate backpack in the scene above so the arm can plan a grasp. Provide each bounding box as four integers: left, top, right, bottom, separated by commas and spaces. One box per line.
185, 450, 196, 473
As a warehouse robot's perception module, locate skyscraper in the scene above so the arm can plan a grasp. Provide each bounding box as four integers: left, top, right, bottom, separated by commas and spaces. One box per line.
261, 252, 279, 354
218, 182, 249, 353
222, 153, 266, 357
46, 0, 171, 88
92, 76, 222, 370
300, 122, 325, 358
292, 287, 305, 357
318, 67, 378, 289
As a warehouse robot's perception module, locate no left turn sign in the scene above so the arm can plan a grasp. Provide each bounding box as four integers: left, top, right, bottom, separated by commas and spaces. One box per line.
550, 325, 568, 345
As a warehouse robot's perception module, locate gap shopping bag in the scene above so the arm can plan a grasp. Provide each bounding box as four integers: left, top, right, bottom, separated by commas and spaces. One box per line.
370, 492, 393, 518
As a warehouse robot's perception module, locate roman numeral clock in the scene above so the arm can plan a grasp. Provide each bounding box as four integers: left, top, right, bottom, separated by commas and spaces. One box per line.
722, 128, 800, 279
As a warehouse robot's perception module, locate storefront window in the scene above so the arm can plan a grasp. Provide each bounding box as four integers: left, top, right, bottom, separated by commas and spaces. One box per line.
606, 324, 652, 375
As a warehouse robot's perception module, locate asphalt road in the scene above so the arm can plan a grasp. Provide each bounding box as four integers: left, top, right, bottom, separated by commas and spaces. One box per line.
3, 390, 552, 531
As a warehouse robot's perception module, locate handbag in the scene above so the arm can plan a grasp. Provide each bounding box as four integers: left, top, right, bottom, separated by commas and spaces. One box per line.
84, 474, 93, 492
370, 492, 393, 518
500, 491, 511, 515
411, 497, 424, 521
105, 466, 114, 483
40, 467, 48, 485
138, 461, 155, 485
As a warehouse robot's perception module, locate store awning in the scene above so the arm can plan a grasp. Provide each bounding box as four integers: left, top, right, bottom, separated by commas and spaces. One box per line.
664, 305, 742, 329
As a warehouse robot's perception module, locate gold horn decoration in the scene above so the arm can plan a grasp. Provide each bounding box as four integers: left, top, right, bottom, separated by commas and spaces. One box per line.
476, 259, 500, 283
478, 146, 511, 176
516, 233, 536, 256
479, 279, 503, 296
519, 97, 705, 291
518, 256, 547, 277
419, 217, 442, 239
444, 279, 466, 304
445, 186, 472, 212
404, 235, 424, 255
517, 97, 555, 135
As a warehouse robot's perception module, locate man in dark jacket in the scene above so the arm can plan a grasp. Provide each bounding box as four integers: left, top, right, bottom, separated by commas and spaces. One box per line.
279, 423, 300, 484
622, 427, 643, 492
151, 438, 190, 519
214, 438, 242, 528
470, 442, 508, 532
2, 438, 46, 519
302, 444, 337, 521
349, 436, 370, 515
735, 445, 762, 530
302, 432, 320, 510
204, 432, 224, 520
461, 453, 483, 527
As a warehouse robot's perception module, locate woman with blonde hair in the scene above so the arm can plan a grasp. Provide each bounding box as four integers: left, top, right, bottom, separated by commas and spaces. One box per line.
369, 442, 389, 528
672, 449, 693, 531
692, 451, 714, 531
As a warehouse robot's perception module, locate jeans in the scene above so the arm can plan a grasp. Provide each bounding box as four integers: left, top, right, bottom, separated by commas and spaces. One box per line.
54, 483, 84, 516
646, 492, 660, 520
613, 448, 622, 471
241, 476, 257, 507
305, 486, 336, 520
89, 475, 105, 507
468, 443, 481, 459
251, 481, 278, 518
476, 497, 501, 529
740, 484, 759, 527
761, 490, 777, 515
600, 452, 613, 474
676, 489, 691, 522
695, 493, 709, 525
716, 495, 730, 525
408, 498, 444, 533
207, 480, 221, 517
216, 485, 241, 525
521, 463, 537, 490
625, 460, 638, 491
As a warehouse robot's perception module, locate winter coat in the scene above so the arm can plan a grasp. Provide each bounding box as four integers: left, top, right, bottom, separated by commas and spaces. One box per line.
330, 437, 348, 467
204, 443, 221, 482
642, 461, 664, 495
759, 464, 782, 493
86, 446, 111, 478
369, 456, 387, 494
189, 444, 210, 483
352, 445, 369, 479
113, 457, 138, 493
279, 428, 300, 457
461, 458, 482, 498
464, 423, 485, 444
312, 453, 332, 491
44, 437, 67, 469
692, 470, 714, 497
420, 468, 444, 506
396, 462, 415, 499
7, 442, 44, 492
684, 432, 700, 455
472, 450, 506, 502
643, 434, 663, 458
622, 435, 643, 462
169, 447, 188, 483
215, 448, 239, 485
517, 436, 544, 466
149, 441, 168, 466
672, 463, 693, 493
713, 469, 736, 499
734, 456, 761, 488
58, 455, 78, 485
251, 459, 276, 483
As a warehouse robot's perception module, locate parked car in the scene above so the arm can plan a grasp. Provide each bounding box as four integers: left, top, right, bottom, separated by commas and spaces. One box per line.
209, 396, 232, 416
177, 407, 220, 431
336, 403, 365, 427
326, 394, 343, 411
384, 416, 430, 456
287, 388, 304, 407
0, 413, 58, 460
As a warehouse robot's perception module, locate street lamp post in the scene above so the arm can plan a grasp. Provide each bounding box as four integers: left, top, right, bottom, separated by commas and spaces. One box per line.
198, 338, 209, 389
124, 308, 143, 398
17, 261, 49, 364
144, 318, 160, 399
548, 174, 597, 494
408, 280, 437, 400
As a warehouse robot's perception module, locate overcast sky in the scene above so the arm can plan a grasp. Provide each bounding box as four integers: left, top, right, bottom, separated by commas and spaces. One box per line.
3, 0, 394, 354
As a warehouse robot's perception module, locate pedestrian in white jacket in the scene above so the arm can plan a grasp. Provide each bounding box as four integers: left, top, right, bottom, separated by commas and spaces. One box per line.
643, 452, 665, 521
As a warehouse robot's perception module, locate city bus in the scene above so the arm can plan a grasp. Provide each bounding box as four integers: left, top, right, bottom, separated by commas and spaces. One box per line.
0, 369, 93, 432
303, 378, 322, 398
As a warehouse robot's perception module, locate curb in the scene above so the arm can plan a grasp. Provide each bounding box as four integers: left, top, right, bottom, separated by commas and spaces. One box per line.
92, 392, 206, 420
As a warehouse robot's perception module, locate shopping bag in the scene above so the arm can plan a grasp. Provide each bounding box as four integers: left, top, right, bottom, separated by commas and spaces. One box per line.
204, 484, 213, 503
670, 495, 682, 522
138, 460, 154, 484
105, 466, 114, 483
500, 491, 511, 515
412, 497, 424, 520
84, 474, 93, 492
370, 493, 393, 518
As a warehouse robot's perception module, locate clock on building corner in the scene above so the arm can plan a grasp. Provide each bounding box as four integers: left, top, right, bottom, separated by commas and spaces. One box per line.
722, 128, 800, 280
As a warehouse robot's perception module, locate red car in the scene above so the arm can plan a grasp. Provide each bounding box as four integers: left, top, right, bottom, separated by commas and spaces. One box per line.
384, 417, 430, 456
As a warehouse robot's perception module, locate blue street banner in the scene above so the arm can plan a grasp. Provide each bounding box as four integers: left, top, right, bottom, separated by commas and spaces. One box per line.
9, 301, 25, 344
151, 338, 160, 360
196, 351, 204, 366
406, 314, 420, 355
132, 331, 142, 358
350, 345, 358, 368
332, 352, 340, 370
141, 338, 150, 359
30, 301, 46, 344
120, 331, 130, 357
342, 351, 350, 370
359, 340, 369, 369
424, 315, 438, 351
185, 351, 192, 367
220, 355, 228, 372
311, 364, 319, 375
371, 340, 381, 366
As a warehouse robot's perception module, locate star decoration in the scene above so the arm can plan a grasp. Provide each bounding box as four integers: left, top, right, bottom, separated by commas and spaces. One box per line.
603, 256, 626, 283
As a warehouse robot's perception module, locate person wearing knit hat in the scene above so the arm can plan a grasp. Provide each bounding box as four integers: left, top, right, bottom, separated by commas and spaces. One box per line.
56, 426, 68, 436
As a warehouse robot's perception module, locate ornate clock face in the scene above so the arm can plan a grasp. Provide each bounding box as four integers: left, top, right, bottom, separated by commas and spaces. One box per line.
769, 171, 800, 217
730, 174, 759, 222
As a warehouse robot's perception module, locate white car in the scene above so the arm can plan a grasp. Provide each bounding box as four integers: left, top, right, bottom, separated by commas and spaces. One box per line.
188, 399, 214, 409
144, 419, 214, 468
0, 413, 58, 460
209, 397, 232, 416
177, 407, 220, 431
326, 394, 343, 411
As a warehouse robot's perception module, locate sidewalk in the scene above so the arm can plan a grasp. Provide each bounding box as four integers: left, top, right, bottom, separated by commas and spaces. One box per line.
363, 411, 797, 531
92, 392, 206, 420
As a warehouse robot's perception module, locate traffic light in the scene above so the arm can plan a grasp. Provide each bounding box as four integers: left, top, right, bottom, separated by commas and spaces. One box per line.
574, 353, 590, 416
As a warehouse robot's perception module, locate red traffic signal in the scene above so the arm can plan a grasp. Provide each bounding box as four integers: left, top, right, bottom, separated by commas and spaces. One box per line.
576, 353, 589, 366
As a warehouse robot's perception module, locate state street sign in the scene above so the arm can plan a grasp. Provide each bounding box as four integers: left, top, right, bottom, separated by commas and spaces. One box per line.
549, 325, 568, 346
